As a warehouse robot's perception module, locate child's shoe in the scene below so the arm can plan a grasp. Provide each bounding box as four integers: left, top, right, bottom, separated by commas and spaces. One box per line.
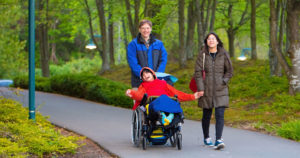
214, 139, 225, 150
204, 137, 214, 146
163, 113, 174, 126
161, 112, 167, 125
166, 113, 174, 122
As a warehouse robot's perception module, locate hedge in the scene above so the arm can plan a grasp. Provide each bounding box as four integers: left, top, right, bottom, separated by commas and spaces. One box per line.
13, 74, 132, 109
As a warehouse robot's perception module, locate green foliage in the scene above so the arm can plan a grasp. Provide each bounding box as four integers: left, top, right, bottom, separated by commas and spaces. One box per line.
0, 97, 81, 157
230, 60, 288, 99
13, 73, 132, 108
35, 56, 102, 77
13, 76, 52, 92
0, 1, 27, 78
50, 74, 132, 108
277, 120, 300, 141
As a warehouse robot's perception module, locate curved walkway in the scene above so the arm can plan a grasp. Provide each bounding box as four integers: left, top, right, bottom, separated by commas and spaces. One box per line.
1, 87, 300, 158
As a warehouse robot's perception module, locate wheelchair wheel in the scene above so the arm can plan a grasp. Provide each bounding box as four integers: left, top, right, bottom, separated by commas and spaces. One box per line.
131, 108, 143, 147
176, 132, 182, 150
142, 134, 147, 150
170, 133, 177, 147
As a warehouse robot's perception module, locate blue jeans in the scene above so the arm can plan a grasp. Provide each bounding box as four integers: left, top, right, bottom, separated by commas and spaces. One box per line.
202, 107, 225, 140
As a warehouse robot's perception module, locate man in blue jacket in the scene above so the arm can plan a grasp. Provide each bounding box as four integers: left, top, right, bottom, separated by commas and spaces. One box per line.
127, 19, 168, 88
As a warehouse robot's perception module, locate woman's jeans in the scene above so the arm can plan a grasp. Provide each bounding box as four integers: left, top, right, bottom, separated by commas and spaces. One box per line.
202, 107, 225, 140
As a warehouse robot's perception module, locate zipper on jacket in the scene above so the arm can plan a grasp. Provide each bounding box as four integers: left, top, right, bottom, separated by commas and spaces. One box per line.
212, 56, 216, 107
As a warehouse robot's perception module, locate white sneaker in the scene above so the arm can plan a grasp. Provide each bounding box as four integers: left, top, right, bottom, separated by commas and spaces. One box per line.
204, 137, 214, 146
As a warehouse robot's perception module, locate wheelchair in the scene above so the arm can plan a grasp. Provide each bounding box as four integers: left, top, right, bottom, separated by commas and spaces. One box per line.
131, 94, 184, 150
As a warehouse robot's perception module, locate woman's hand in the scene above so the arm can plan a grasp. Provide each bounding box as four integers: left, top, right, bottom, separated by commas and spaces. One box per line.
125, 89, 132, 97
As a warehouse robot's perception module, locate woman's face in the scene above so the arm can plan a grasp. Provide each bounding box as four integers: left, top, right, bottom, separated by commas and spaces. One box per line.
142, 71, 154, 82
139, 23, 152, 39
206, 34, 219, 49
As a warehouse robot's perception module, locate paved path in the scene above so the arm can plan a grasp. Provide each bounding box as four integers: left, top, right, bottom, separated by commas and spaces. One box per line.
1, 87, 300, 158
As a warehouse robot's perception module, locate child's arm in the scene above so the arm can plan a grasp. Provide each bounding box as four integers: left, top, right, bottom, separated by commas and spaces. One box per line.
166, 84, 202, 101
126, 86, 146, 101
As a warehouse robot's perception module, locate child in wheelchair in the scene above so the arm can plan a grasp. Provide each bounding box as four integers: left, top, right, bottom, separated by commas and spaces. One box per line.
126, 67, 202, 149
126, 67, 202, 124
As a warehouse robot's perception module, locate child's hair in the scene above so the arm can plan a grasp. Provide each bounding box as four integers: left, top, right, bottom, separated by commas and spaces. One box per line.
141, 69, 155, 80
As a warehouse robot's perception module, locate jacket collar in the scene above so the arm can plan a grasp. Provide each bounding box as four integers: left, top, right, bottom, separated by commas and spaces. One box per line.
137, 33, 156, 45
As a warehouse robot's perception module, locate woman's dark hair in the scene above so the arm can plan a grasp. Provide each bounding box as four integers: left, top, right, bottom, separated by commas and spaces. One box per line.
204, 32, 224, 51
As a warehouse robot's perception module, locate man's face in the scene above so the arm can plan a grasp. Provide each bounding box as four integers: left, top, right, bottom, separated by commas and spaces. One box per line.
139, 24, 152, 39
142, 71, 154, 82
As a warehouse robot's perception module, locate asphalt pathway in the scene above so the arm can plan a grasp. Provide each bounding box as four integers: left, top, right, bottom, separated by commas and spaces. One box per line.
1, 87, 300, 158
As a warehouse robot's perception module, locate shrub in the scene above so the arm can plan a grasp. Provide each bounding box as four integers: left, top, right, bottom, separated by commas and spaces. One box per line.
0, 97, 81, 157
13, 74, 132, 109
277, 120, 300, 141
50, 74, 132, 108
13, 76, 51, 92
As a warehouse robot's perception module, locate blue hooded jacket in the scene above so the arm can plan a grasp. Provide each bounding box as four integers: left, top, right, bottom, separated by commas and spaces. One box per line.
127, 34, 168, 87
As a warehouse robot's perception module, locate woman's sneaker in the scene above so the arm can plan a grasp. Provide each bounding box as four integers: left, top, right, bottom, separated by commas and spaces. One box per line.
214, 139, 225, 150
204, 138, 214, 146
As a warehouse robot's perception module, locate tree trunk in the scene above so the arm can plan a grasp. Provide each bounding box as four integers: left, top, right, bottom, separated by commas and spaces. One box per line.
204, 0, 211, 34
37, 0, 50, 77
195, 0, 205, 53
269, 0, 279, 76
122, 18, 128, 48
143, 0, 162, 39
84, 0, 103, 57
124, 0, 140, 38
108, 11, 115, 66
144, 0, 150, 17
250, 0, 257, 60
270, 0, 293, 92
209, 0, 217, 32
226, 1, 249, 58
134, 0, 141, 34
286, 0, 300, 94
178, 0, 186, 68
186, 0, 197, 60
50, 19, 58, 64
96, 0, 110, 73
227, 29, 235, 58
200, 0, 206, 36
227, 4, 235, 57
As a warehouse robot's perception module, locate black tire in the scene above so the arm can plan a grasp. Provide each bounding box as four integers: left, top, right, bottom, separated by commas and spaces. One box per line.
177, 132, 182, 150
142, 135, 147, 150
131, 109, 143, 147
170, 133, 177, 147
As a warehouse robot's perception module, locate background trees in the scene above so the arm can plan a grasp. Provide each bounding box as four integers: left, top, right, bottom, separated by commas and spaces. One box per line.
0, 0, 299, 94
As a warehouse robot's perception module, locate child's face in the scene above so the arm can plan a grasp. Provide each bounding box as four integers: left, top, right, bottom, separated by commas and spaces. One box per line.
142, 72, 154, 82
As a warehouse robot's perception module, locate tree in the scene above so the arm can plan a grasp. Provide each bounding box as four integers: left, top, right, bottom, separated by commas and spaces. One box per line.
108, 3, 115, 66
0, 0, 27, 78
209, 0, 217, 32
286, 0, 300, 94
250, 0, 257, 59
124, 0, 140, 39
37, 0, 50, 77
195, 0, 205, 53
225, 1, 250, 57
270, 0, 300, 95
186, 0, 197, 60
178, 0, 186, 68
95, 0, 110, 73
